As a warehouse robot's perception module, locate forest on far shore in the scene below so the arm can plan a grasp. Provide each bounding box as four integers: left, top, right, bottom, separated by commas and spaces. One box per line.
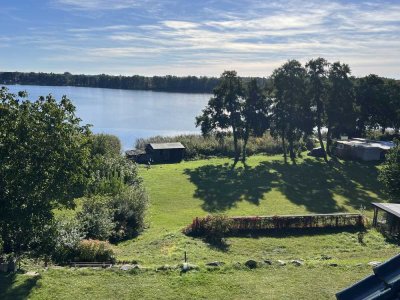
1, 70, 399, 95
0, 71, 222, 93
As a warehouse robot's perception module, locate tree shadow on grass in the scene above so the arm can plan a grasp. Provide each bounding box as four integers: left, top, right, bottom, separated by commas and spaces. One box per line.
185, 158, 386, 214
184, 162, 279, 212
0, 271, 39, 300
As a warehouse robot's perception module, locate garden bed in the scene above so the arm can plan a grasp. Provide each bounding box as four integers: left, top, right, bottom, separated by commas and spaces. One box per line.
184, 213, 365, 237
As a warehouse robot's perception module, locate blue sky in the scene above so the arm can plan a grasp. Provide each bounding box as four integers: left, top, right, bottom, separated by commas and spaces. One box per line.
1, 0, 399, 77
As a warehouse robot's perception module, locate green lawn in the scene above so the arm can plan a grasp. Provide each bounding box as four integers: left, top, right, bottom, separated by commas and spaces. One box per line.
1, 154, 399, 299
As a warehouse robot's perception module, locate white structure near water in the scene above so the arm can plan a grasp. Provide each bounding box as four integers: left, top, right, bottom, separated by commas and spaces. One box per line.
333, 138, 394, 161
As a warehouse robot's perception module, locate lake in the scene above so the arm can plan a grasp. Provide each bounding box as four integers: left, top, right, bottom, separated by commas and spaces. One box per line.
5, 85, 211, 150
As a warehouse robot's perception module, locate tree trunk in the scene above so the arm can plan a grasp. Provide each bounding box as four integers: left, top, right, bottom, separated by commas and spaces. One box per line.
242, 132, 249, 163
315, 102, 328, 162
317, 125, 328, 162
326, 127, 332, 156
288, 138, 296, 163
232, 126, 240, 162
281, 130, 287, 163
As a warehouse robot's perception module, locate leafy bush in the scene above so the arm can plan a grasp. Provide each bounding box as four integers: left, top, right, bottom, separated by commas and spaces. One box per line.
184, 214, 364, 238
88, 155, 142, 196
365, 129, 399, 141
52, 218, 86, 263
204, 215, 232, 242
76, 239, 115, 262
135, 133, 283, 160
91, 134, 122, 157
379, 139, 400, 200
86, 153, 149, 241
109, 185, 149, 242
77, 196, 115, 241
184, 215, 232, 243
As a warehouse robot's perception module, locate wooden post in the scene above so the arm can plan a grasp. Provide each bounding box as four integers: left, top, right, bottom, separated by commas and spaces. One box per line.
373, 207, 378, 227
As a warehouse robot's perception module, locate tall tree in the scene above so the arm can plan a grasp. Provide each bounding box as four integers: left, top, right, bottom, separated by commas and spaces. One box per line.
242, 79, 271, 162
355, 75, 387, 136
196, 71, 244, 162
270, 60, 313, 162
0, 88, 92, 254
379, 140, 400, 200
306, 57, 329, 162
326, 62, 356, 154
385, 79, 400, 134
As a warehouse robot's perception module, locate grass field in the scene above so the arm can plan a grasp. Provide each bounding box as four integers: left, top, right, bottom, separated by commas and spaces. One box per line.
1, 154, 399, 299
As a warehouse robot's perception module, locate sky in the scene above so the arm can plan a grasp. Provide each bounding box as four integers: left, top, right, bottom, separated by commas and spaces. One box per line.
0, 0, 399, 78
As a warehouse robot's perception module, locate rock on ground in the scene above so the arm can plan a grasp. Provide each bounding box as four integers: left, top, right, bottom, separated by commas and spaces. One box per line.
244, 260, 258, 269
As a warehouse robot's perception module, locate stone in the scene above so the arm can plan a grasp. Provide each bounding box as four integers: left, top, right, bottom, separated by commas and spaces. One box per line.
329, 263, 338, 267
180, 263, 198, 272
263, 260, 273, 265
291, 260, 304, 266
25, 271, 40, 277
244, 260, 258, 269
120, 264, 132, 271
368, 261, 381, 267
206, 261, 224, 267
277, 260, 286, 266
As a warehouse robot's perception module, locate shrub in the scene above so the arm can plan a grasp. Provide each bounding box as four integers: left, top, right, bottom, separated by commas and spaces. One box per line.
52, 218, 86, 263
379, 139, 400, 200
135, 133, 282, 160
91, 134, 122, 157
76, 239, 115, 262
109, 185, 149, 242
88, 155, 142, 196
184, 214, 364, 237
204, 215, 232, 242
184, 215, 232, 242
77, 196, 115, 241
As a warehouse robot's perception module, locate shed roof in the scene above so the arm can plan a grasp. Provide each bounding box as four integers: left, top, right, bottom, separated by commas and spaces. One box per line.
148, 142, 185, 150
372, 203, 400, 218
337, 139, 394, 150
125, 149, 146, 156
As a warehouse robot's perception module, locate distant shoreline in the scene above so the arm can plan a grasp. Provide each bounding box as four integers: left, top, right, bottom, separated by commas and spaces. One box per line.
3, 83, 213, 96
0, 71, 221, 94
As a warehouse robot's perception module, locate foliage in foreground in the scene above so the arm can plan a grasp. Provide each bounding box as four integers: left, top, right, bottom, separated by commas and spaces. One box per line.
0, 88, 148, 264
379, 140, 400, 200
0, 87, 92, 254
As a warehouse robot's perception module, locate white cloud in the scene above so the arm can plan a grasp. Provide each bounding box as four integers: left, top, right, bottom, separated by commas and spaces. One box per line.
5, 0, 400, 77
54, 0, 140, 10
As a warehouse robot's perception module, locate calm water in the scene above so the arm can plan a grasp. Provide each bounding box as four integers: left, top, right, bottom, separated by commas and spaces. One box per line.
5, 85, 211, 150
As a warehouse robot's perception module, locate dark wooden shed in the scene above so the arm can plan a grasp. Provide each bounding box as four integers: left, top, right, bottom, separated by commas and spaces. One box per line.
372, 202, 400, 234
125, 149, 150, 163
145, 142, 185, 163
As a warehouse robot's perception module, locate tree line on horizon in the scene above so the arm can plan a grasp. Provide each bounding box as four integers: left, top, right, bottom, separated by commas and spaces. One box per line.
0, 71, 223, 93
196, 58, 400, 163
